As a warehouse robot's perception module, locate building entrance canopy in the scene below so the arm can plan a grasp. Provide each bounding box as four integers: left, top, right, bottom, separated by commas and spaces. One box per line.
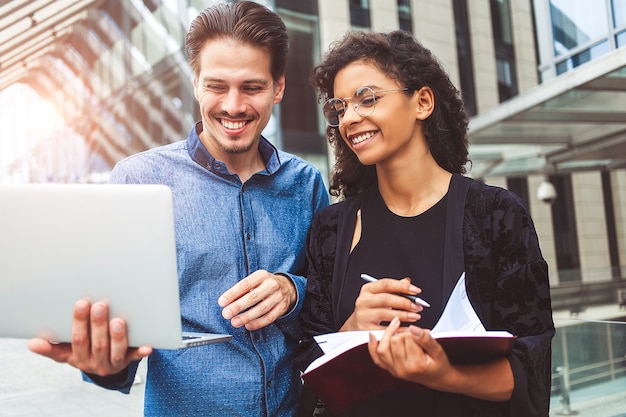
468, 49, 626, 179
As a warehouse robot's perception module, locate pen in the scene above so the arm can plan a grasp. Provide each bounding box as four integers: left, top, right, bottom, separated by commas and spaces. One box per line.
360, 273, 431, 308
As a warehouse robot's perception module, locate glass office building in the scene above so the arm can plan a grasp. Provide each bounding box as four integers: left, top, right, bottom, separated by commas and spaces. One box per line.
0, 1, 625, 414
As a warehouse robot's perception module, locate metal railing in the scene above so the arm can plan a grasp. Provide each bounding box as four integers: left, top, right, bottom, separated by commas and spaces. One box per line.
550, 278, 626, 312
549, 318, 626, 416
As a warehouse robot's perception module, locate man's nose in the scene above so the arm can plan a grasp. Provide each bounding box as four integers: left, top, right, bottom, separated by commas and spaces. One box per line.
221, 89, 247, 115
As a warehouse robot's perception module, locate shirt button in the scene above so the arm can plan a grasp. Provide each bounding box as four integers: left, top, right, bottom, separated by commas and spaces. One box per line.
266, 380, 272, 388
253, 333, 260, 341
246, 232, 252, 240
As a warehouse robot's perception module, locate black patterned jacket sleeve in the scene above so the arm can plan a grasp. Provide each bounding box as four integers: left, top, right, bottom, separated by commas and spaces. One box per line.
463, 180, 554, 417
295, 201, 346, 372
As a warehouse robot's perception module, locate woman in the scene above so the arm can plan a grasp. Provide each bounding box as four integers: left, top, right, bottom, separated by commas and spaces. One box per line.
295, 30, 554, 417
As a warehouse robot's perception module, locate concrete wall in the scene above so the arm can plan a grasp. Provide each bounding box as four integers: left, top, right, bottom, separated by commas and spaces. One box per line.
572, 172, 612, 282
318, 0, 351, 53
370, 0, 398, 31
412, 0, 460, 88
510, 0, 539, 93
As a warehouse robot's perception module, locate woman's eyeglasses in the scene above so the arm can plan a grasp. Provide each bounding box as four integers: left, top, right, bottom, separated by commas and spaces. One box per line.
322, 86, 409, 127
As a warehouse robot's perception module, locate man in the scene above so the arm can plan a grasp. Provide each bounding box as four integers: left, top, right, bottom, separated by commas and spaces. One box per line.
28, 2, 329, 416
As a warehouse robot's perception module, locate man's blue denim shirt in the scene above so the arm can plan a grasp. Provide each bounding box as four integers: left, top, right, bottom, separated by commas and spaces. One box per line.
85, 122, 329, 416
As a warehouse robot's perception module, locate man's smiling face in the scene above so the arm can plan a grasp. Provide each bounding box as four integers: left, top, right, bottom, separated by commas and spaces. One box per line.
193, 37, 285, 159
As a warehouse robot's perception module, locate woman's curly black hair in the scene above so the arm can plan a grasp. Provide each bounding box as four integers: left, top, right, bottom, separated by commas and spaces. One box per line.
310, 30, 470, 199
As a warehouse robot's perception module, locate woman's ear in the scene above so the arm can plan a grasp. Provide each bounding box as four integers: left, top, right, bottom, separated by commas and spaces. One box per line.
414, 87, 434, 120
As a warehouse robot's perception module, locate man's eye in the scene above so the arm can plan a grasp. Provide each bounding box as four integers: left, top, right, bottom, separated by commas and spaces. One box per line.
205, 85, 226, 93
243, 86, 263, 93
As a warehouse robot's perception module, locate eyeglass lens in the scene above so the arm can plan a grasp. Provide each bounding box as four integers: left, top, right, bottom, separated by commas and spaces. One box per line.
323, 87, 376, 127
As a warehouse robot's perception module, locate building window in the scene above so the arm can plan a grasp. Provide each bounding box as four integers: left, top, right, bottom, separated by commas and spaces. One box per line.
275, 0, 317, 15
350, 0, 371, 28
452, 0, 477, 116
555, 40, 610, 75
506, 176, 530, 213
613, 0, 626, 27
397, 0, 413, 32
275, 8, 328, 171
612, 0, 626, 47
551, 0, 608, 56
601, 171, 621, 278
550, 174, 582, 283
550, 0, 611, 73
490, 0, 518, 101
536, 0, 624, 79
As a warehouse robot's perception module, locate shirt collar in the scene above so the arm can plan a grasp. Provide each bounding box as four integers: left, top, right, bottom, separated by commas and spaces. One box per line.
187, 122, 281, 176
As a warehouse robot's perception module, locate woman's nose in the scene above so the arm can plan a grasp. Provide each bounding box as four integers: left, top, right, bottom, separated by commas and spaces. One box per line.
340, 102, 362, 125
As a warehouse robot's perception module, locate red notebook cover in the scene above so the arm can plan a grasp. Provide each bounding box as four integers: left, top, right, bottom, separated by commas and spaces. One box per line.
302, 330, 516, 415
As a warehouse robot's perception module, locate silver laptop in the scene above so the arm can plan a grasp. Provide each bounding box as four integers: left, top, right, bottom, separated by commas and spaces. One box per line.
0, 183, 231, 349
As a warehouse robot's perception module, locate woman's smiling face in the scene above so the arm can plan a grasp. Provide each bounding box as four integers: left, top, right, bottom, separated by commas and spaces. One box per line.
333, 60, 425, 166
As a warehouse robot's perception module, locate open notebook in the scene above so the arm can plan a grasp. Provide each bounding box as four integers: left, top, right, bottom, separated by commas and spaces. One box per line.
0, 183, 231, 349
303, 273, 515, 414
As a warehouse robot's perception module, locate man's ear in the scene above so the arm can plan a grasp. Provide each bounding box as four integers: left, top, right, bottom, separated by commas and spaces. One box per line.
415, 87, 434, 120
192, 77, 199, 102
273, 75, 286, 104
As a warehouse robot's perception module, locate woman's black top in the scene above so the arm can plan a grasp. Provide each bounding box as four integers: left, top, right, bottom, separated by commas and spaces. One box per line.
341, 186, 446, 329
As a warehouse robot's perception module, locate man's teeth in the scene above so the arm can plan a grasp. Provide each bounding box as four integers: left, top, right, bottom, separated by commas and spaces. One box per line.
222, 120, 246, 129
352, 132, 375, 144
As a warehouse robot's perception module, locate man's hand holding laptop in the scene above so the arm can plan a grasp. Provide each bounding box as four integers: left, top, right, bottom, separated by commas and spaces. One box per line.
26, 270, 296, 377
27, 299, 152, 376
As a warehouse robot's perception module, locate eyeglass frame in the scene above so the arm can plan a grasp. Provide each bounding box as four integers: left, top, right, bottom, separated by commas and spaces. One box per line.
322, 86, 410, 127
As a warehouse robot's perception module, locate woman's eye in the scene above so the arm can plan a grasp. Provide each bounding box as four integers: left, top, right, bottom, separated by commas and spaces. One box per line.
360, 96, 376, 107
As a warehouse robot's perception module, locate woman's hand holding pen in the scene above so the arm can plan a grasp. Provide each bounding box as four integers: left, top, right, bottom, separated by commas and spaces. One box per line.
339, 277, 424, 332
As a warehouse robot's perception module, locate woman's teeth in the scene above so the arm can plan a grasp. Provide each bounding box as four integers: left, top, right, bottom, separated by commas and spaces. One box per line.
352, 131, 375, 144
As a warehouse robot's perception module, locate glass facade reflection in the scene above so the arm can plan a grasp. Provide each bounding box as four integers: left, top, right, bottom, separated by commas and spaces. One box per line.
613, 0, 626, 47
275, 6, 328, 178
551, 0, 608, 57
453, 0, 477, 116
612, 0, 626, 27
397, 0, 413, 32
538, 0, 625, 78
490, 0, 518, 101
350, 0, 371, 29
0, 0, 328, 183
